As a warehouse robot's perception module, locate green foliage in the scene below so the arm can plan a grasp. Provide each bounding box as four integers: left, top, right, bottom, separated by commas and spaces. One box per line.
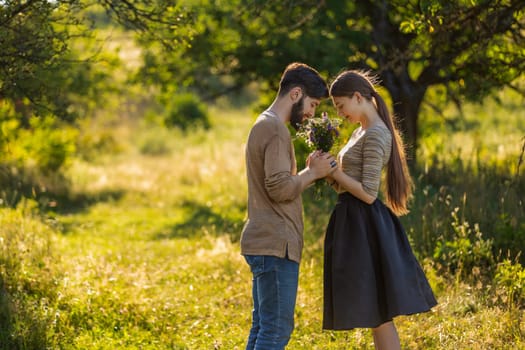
22, 117, 78, 174
494, 214, 525, 261
139, 0, 524, 155
409, 88, 525, 262
0, 101, 20, 161
408, 154, 525, 264
433, 207, 494, 278
494, 258, 525, 309
0, 1, 114, 122
0, 0, 203, 203
138, 136, 172, 157
394, 0, 525, 97
0, 200, 64, 349
136, 125, 174, 156
1, 1, 124, 206
162, 93, 210, 131
0, 108, 77, 174
0, 1, 69, 114
0, 100, 80, 209
76, 127, 121, 161
0, 0, 188, 123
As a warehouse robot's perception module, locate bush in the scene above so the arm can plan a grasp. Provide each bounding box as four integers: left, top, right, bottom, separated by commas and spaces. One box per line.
163, 93, 210, 131
493, 258, 525, 309
433, 207, 494, 278
0, 103, 78, 207
26, 129, 77, 173
76, 128, 121, 161
137, 126, 173, 156
1, 110, 77, 174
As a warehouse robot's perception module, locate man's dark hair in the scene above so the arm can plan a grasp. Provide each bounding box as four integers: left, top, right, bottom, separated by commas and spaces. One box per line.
277, 62, 328, 99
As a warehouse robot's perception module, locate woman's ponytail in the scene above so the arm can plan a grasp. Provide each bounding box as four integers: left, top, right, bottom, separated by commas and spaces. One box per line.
372, 91, 412, 215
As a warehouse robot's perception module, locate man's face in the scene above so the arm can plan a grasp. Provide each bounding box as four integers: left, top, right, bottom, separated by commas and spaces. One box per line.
290, 95, 321, 131
290, 96, 305, 130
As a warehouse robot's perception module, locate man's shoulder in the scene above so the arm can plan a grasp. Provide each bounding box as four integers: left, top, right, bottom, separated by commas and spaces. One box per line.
251, 112, 283, 135
254, 112, 279, 126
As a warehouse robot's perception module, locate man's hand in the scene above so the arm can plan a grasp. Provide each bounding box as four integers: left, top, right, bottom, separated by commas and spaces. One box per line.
308, 151, 336, 179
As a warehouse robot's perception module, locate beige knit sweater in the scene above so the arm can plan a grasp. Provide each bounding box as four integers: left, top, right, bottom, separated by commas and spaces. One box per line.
240, 111, 305, 263
334, 123, 392, 198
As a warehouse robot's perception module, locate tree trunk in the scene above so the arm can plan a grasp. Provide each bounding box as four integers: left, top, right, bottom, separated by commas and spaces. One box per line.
392, 95, 423, 163
380, 70, 427, 163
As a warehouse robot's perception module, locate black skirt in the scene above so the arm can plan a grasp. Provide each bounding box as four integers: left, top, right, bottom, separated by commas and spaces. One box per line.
323, 192, 437, 330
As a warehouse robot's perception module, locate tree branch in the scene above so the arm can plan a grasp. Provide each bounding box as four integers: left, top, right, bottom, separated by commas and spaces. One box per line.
0, 0, 40, 27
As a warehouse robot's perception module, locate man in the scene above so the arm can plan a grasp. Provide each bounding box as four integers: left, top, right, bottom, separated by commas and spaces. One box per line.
241, 62, 336, 349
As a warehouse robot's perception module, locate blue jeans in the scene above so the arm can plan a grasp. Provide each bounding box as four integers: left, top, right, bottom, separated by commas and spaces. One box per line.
244, 255, 299, 350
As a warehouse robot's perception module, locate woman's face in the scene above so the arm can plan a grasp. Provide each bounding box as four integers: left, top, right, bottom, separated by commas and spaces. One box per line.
332, 95, 361, 124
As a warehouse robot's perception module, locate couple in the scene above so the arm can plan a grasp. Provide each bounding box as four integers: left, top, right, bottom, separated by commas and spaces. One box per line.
240, 62, 437, 350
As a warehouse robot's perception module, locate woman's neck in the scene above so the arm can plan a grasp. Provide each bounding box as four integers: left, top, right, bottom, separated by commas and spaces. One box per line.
361, 112, 381, 129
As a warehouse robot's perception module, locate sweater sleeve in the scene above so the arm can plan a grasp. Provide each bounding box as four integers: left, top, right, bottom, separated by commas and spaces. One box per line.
264, 134, 302, 202
361, 128, 389, 198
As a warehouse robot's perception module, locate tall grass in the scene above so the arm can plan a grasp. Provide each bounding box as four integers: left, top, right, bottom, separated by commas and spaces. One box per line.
0, 201, 64, 348
412, 89, 525, 263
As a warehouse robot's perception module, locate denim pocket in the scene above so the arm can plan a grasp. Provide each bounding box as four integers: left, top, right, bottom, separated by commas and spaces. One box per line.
245, 255, 264, 276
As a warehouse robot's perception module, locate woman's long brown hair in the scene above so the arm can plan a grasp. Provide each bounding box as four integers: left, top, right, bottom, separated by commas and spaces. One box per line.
330, 70, 413, 215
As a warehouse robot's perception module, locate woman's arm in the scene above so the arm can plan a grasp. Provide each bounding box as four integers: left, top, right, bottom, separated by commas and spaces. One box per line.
330, 168, 376, 204
324, 174, 340, 192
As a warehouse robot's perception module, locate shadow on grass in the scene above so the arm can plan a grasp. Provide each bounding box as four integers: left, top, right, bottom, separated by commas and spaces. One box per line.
41, 189, 126, 215
0, 163, 125, 215
0, 276, 14, 349
154, 200, 245, 241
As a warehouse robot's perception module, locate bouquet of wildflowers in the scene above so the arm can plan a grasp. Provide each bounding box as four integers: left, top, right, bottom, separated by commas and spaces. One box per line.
296, 112, 341, 196
297, 111, 341, 153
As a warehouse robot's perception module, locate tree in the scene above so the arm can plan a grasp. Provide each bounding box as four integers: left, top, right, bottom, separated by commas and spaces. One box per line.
0, 0, 74, 121
144, 0, 525, 158
0, 0, 191, 202
0, 0, 188, 122
349, 0, 525, 156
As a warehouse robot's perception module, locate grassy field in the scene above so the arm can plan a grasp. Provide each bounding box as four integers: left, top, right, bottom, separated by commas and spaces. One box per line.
1, 98, 524, 349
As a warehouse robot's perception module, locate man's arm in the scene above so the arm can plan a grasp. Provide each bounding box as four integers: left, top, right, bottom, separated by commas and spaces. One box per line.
264, 135, 335, 202
297, 151, 336, 191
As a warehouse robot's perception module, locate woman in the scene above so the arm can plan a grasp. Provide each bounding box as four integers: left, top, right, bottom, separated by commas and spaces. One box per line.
323, 70, 437, 349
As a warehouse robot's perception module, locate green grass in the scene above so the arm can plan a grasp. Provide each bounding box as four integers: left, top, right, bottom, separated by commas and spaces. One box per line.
1, 101, 525, 349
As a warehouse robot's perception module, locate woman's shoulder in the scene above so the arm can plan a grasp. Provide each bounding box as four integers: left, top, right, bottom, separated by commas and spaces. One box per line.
365, 123, 391, 140
367, 122, 390, 134
363, 123, 391, 150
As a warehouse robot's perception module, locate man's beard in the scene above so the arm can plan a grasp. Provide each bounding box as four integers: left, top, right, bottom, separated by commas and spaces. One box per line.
290, 96, 305, 131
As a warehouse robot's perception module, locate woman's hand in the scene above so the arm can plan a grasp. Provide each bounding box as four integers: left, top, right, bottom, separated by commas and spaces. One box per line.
306, 150, 322, 167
